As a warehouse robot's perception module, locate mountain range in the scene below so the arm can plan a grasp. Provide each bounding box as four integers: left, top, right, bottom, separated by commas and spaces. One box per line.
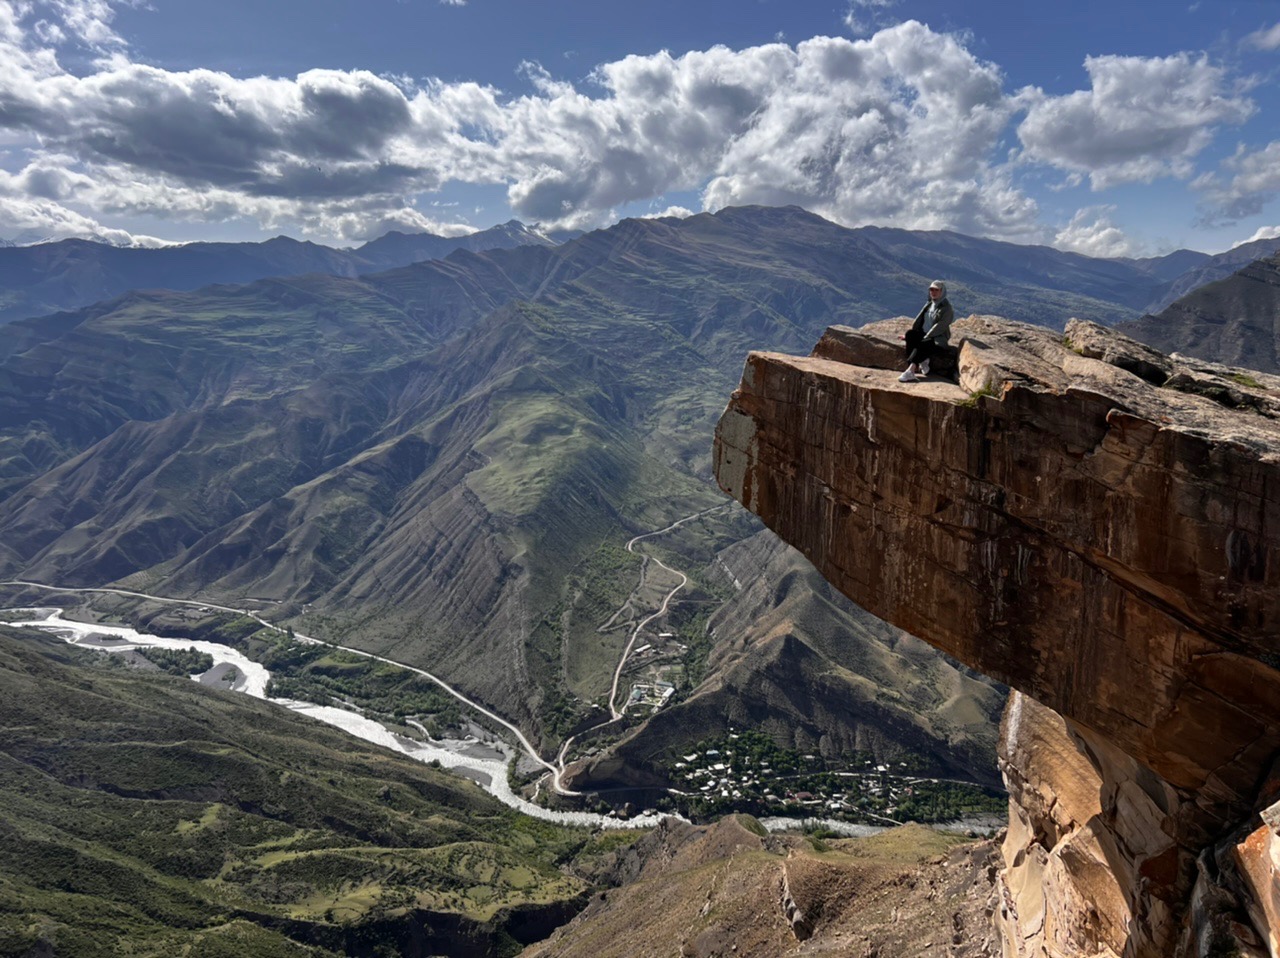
1119, 250, 1280, 373
3, 204, 1275, 800
0, 220, 555, 326
4, 209, 1279, 332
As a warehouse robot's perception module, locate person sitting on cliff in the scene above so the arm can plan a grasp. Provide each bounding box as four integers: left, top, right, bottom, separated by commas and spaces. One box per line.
899, 280, 954, 383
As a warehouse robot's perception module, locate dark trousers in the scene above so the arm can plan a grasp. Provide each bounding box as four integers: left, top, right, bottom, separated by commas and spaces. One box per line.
904, 329, 939, 365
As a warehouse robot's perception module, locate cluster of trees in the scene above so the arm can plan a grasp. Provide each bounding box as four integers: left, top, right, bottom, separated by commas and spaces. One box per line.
262, 641, 462, 728
661, 729, 1001, 826
137, 646, 214, 676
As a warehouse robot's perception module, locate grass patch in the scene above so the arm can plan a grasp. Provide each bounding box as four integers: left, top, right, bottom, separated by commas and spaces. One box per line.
1228, 372, 1264, 389
958, 384, 999, 408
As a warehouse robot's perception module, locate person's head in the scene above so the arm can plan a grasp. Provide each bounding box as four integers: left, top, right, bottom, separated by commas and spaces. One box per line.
928, 280, 946, 298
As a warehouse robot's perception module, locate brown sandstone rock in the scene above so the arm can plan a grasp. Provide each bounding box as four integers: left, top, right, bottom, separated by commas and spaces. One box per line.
1233, 800, 1280, 958
713, 317, 1280, 957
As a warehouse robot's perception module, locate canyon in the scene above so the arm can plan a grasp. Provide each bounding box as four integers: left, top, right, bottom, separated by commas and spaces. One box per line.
714, 315, 1280, 956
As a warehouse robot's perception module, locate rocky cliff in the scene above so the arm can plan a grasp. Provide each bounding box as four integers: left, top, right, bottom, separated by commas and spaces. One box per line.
713, 316, 1280, 957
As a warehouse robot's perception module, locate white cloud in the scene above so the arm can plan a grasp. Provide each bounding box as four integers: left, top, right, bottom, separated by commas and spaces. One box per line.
640, 205, 695, 219
10, 0, 131, 52
44, 0, 128, 48
1233, 225, 1280, 247
700, 25, 1039, 241
1244, 22, 1280, 51
1017, 53, 1252, 189
0, 18, 1047, 241
1052, 205, 1138, 257
0, 192, 166, 245
310, 206, 476, 242
0, 7, 1263, 248
1195, 140, 1280, 223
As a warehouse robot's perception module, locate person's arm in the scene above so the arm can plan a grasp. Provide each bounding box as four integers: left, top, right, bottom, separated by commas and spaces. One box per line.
922, 301, 953, 341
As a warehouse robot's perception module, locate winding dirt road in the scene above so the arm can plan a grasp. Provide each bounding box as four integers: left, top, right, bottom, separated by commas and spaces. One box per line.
2, 505, 725, 797
553, 504, 728, 783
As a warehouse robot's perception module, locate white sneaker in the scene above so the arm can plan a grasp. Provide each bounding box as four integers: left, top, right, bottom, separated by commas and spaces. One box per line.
898, 368, 918, 383
919, 359, 931, 376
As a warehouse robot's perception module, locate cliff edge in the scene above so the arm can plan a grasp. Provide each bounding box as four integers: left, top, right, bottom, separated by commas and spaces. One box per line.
713, 316, 1280, 958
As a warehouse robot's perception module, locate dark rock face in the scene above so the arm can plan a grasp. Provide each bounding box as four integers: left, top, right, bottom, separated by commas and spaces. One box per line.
714, 316, 1280, 957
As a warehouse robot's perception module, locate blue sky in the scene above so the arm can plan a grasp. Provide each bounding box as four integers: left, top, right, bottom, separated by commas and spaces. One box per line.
1, 0, 1279, 255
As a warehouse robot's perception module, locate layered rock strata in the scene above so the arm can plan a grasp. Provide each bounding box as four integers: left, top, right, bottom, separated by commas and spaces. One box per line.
713, 316, 1280, 957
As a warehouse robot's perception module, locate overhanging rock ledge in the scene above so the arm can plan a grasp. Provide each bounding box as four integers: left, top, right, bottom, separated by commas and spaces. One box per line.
713, 315, 1280, 958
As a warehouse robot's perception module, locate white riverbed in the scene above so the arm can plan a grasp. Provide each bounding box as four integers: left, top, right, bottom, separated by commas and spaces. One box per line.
4, 607, 669, 829
2, 607, 1012, 837
4, 607, 997, 837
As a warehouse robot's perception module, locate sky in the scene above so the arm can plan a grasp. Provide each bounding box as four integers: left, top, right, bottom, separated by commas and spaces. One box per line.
1, 0, 1279, 256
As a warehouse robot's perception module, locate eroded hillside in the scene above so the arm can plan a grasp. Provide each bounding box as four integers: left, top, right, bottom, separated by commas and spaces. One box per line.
0, 207, 1032, 785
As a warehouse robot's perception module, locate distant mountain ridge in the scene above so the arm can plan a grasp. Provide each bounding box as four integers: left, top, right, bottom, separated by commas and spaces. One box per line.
1119, 250, 1280, 372
1141, 235, 1280, 313
0, 219, 556, 325
4, 207, 1276, 330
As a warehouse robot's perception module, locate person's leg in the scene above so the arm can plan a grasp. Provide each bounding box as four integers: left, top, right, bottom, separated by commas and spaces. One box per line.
902, 329, 925, 376
908, 340, 936, 375
906, 339, 935, 365
904, 328, 923, 360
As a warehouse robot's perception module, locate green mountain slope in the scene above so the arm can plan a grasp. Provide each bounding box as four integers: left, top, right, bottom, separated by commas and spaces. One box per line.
567, 530, 1005, 794
0, 626, 596, 958
1, 205, 1052, 778
1139, 235, 1280, 314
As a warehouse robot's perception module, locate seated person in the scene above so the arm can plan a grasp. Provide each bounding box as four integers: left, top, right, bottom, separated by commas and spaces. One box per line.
899, 280, 953, 382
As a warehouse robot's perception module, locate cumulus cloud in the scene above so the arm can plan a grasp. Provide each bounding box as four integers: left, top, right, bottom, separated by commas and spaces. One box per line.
700, 26, 1041, 240
641, 205, 695, 219
308, 205, 476, 242
1052, 206, 1138, 258
1017, 54, 1252, 189
0, 9, 1056, 242
1244, 22, 1280, 51
0, 193, 167, 245
1195, 140, 1280, 224
1234, 225, 1280, 247
0, 6, 1264, 249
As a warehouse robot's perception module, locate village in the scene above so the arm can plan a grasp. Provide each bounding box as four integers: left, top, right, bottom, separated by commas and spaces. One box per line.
658, 728, 1005, 826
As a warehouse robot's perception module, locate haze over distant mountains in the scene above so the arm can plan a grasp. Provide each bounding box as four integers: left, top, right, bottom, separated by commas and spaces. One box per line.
3, 204, 1277, 797
4, 206, 1279, 329
1120, 250, 1280, 374
0, 219, 556, 325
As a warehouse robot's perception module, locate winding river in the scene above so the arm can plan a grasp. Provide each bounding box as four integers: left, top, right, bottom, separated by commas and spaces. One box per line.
4, 605, 906, 836
4, 606, 674, 829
